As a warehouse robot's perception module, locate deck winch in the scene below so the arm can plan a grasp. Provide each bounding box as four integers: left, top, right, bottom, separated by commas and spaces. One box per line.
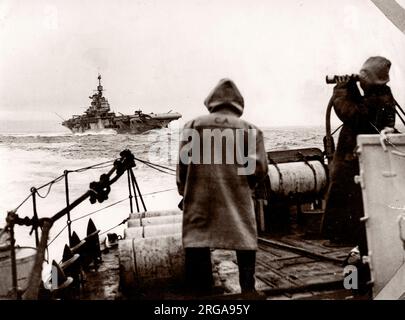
257, 148, 328, 233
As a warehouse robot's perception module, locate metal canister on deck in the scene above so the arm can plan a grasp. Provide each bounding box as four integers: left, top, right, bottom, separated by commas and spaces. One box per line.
267, 160, 327, 197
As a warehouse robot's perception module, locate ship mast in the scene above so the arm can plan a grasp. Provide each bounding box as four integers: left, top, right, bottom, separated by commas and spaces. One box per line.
97, 74, 103, 96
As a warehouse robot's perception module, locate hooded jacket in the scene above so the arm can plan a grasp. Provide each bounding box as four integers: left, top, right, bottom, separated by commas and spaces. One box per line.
176, 79, 268, 250
322, 74, 396, 245
359, 56, 391, 85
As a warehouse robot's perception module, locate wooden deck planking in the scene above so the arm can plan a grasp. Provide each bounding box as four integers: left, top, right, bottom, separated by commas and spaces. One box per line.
91, 231, 351, 299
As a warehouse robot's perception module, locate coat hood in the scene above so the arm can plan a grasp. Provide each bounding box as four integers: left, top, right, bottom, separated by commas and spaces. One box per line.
359, 56, 391, 85
204, 78, 244, 116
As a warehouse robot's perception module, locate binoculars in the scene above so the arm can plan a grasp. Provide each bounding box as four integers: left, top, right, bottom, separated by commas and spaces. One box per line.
325, 74, 360, 84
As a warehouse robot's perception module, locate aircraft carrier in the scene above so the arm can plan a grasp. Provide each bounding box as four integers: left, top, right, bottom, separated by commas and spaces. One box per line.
61, 75, 182, 134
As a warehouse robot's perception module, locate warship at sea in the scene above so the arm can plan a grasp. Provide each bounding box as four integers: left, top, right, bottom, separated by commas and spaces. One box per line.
61, 75, 182, 134
2, 1, 405, 302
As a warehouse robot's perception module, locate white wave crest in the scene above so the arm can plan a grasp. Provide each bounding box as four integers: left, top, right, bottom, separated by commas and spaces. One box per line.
73, 129, 118, 136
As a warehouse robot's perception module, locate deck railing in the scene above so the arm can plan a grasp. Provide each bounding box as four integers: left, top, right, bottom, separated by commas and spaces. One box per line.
1, 149, 177, 300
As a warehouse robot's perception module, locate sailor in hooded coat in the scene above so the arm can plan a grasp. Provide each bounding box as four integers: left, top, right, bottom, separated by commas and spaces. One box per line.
322, 56, 397, 250
176, 79, 268, 293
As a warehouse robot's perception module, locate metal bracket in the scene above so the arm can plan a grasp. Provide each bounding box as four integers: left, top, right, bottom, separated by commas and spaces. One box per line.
360, 216, 369, 222
362, 254, 372, 265
379, 128, 396, 152
298, 152, 318, 193
354, 171, 365, 189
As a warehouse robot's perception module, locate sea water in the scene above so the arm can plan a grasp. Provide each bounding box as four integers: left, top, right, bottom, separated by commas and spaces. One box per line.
0, 125, 325, 279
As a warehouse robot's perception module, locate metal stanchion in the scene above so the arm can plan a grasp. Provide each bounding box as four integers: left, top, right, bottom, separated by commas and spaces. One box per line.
127, 170, 134, 213
30, 188, 40, 247
64, 170, 72, 243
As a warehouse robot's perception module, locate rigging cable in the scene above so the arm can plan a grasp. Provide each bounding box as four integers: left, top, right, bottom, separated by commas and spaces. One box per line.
68, 159, 117, 173
13, 193, 33, 212
46, 197, 128, 247
45, 186, 178, 247
99, 218, 130, 236
134, 157, 176, 172
138, 161, 176, 175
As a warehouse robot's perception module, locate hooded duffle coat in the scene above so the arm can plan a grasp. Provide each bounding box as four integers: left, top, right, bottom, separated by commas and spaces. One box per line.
322, 65, 396, 245
176, 79, 268, 250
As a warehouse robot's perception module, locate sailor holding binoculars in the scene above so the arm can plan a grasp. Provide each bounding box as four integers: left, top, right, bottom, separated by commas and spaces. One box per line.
322, 56, 398, 292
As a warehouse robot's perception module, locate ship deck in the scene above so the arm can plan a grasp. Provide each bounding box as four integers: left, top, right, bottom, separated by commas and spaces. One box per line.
80, 229, 362, 300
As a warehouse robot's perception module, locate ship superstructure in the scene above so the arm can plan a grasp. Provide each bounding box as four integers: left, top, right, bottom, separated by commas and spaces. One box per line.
62, 75, 181, 134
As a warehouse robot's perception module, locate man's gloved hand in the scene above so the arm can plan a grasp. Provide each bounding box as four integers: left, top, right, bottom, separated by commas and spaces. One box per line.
335, 75, 353, 84
333, 74, 361, 100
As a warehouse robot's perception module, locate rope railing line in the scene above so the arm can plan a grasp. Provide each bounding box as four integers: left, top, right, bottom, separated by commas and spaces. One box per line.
6, 149, 178, 295
70, 197, 129, 224
35, 179, 63, 199
46, 223, 69, 248
4, 150, 139, 299
36, 174, 65, 191
10, 155, 175, 216
10, 159, 120, 214
67, 159, 117, 173
139, 188, 178, 197
99, 218, 130, 236
13, 193, 32, 212
134, 156, 176, 172
36, 161, 118, 199
34, 159, 117, 192
70, 164, 113, 173
136, 160, 176, 173
45, 187, 178, 247
46, 197, 128, 247
137, 160, 176, 176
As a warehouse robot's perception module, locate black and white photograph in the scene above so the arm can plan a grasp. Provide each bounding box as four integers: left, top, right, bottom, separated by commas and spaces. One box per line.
1, 0, 405, 308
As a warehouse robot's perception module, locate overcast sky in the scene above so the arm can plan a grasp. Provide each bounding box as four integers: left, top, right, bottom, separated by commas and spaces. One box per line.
0, 0, 405, 129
